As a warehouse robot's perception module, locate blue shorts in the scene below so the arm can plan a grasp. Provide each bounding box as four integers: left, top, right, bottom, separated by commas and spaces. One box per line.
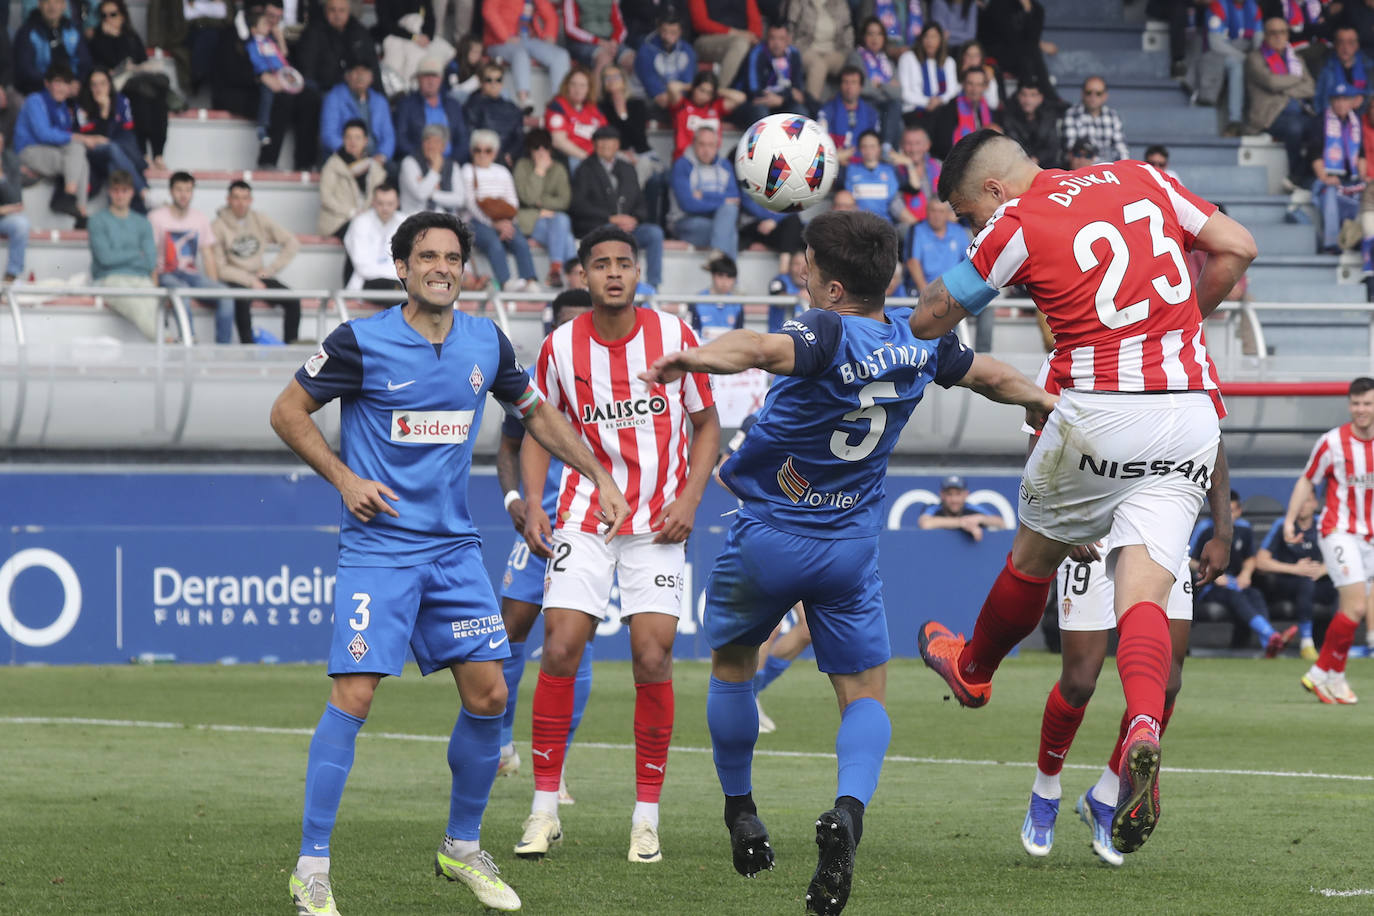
329, 541, 510, 677
499, 535, 545, 606
704, 515, 890, 675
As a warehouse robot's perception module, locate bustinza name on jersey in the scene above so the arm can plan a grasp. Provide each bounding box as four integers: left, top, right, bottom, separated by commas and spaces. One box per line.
581, 395, 669, 428
1079, 453, 1211, 489
836, 343, 930, 385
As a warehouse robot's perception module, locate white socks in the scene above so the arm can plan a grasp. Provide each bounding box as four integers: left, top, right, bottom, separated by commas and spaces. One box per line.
442, 836, 480, 859
632, 801, 659, 829
295, 854, 329, 876
1092, 765, 1119, 806
532, 790, 559, 815
1032, 769, 1062, 800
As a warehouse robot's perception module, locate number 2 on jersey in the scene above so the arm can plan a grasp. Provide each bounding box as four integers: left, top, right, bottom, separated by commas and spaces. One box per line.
1073, 198, 1190, 330
830, 382, 899, 462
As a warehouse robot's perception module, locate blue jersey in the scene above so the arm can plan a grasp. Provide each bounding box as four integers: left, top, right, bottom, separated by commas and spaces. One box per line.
1261, 518, 1321, 565
296, 307, 539, 566
766, 274, 804, 332
719, 307, 973, 537
690, 291, 745, 339
501, 367, 563, 519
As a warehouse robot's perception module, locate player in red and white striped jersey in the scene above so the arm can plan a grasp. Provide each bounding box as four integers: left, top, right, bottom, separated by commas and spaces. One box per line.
515, 225, 720, 865
909, 129, 1256, 858
1286, 377, 1374, 705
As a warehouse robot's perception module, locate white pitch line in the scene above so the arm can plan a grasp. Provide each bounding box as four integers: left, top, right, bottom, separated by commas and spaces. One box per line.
5, 715, 1372, 783
1316, 888, 1374, 897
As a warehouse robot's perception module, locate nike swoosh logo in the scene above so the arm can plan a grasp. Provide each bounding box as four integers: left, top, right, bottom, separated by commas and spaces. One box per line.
387, 379, 416, 391
489, 634, 509, 650
313, 844, 328, 851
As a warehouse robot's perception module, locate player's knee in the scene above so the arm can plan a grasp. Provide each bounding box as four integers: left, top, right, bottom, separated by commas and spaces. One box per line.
1058, 673, 1096, 707
464, 679, 508, 717
539, 637, 585, 676
632, 644, 672, 682
329, 677, 378, 719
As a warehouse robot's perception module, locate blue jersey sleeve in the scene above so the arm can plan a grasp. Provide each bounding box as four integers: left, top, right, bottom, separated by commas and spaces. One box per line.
932, 331, 974, 387
780, 308, 843, 378
490, 328, 542, 418
1261, 519, 1284, 554
295, 323, 363, 403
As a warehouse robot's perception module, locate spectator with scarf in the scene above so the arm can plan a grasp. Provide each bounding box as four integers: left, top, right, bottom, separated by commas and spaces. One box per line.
927, 65, 997, 159
819, 66, 880, 166
858, 0, 923, 55
1316, 25, 1372, 113
1309, 82, 1365, 253
1192, 0, 1260, 137
848, 16, 905, 149
898, 23, 957, 123
1245, 16, 1315, 186
843, 129, 900, 220
735, 21, 816, 124
888, 124, 940, 225
1059, 74, 1129, 164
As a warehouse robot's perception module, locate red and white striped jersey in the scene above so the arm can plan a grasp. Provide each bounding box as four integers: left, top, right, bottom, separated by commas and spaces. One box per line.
968, 161, 1224, 414
1303, 424, 1374, 539
535, 308, 714, 534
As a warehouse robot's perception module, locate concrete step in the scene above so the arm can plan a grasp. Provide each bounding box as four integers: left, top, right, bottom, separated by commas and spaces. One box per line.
1249, 222, 1320, 258
164, 112, 269, 171
1109, 86, 1191, 108
1044, 24, 1145, 53
1050, 48, 1169, 82
1112, 103, 1220, 137
1214, 194, 1293, 224
1175, 164, 1270, 195
1042, 0, 1129, 25
1129, 139, 1239, 168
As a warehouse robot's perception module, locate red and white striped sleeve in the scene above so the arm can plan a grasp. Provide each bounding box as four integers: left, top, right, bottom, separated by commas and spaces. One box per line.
967, 201, 1031, 291
534, 332, 563, 414
1303, 431, 1333, 483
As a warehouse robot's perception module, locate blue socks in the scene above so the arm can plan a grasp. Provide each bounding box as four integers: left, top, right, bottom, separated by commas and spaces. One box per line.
447, 708, 502, 841
299, 703, 365, 856
568, 643, 594, 748
835, 697, 890, 807
1300, 618, 1314, 641
752, 654, 791, 695
707, 676, 758, 797
1249, 613, 1276, 641
500, 641, 527, 748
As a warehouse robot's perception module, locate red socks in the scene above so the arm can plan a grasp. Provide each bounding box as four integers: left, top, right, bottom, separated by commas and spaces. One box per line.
1037, 682, 1086, 775
530, 671, 575, 793
1109, 701, 1174, 774
1318, 612, 1359, 674
1116, 601, 1170, 730
633, 680, 674, 803
959, 554, 1055, 684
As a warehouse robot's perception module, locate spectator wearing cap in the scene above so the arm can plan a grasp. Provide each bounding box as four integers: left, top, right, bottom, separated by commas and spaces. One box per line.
1066, 138, 1097, 170
463, 61, 527, 167
819, 66, 880, 168
635, 12, 697, 115
844, 129, 901, 221
1001, 80, 1059, 167
1316, 26, 1373, 115
917, 475, 1006, 541
1059, 75, 1129, 165
569, 124, 664, 289
372, 0, 457, 90
513, 127, 577, 288
399, 122, 467, 213
481, 0, 571, 109
460, 127, 540, 291
321, 58, 395, 164
395, 55, 471, 165
544, 65, 608, 173
927, 65, 999, 160
1310, 81, 1365, 254
669, 125, 740, 259
1245, 18, 1314, 186
690, 254, 744, 340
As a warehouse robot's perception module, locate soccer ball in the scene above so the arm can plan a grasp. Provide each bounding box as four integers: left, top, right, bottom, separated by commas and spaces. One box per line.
734, 114, 837, 213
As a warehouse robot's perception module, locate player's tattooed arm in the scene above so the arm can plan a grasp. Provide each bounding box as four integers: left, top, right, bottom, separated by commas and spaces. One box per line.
909, 277, 971, 339
954, 354, 1057, 429
270, 379, 400, 523
521, 400, 631, 544
1195, 439, 1232, 586
639, 330, 797, 383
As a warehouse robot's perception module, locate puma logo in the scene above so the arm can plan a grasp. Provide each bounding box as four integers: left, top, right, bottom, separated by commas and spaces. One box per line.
531, 747, 553, 761
643, 762, 665, 773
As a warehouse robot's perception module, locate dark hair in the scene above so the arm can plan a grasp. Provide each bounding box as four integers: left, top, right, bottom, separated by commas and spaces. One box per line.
169, 170, 195, 188
578, 224, 640, 267
689, 70, 719, 94
97, 0, 136, 36
107, 169, 134, 189
656, 10, 682, 27
390, 210, 473, 266
857, 128, 882, 146
45, 62, 75, 83
1351, 377, 1374, 397
551, 288, 593, 323
859, 15, 885, 36
342, 117, 368, 136
936, 127, 1003, 202
228, 179, 252, 194
803, 210, 898, 303
839, 64, 865, 84
375, 181, 398, 197
1144, 144, 1169, 161
914, 23, 947, 65
766, 19, 790, 32
76, 66, 115, 123
524, 127, 553, 151
960, 66, 987, 83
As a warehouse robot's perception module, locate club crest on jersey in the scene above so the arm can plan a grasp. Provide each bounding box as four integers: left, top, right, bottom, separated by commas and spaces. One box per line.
775, 456, 859, 509
304, 347, 328, 377
580, 395, 668, 429
391, 409, 475, 443
347, 633, 369, 662
469, 364, 485, 394
1061, 597, 1072, 619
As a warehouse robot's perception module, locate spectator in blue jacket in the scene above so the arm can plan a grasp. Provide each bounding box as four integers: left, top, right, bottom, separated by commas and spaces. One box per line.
843, 129, 900, 220
1316, 26, 1374, 114
669, 125, 740, 258
463, 60, 526, 167
15, 64, 94, 223
394, 56, 470, 164
690, 253, 745, 340
635, 12, 697, 115
818, 65, 879, 167
734, 22, 816, 125
320, 59, 395, 163
13, 0, 92, 95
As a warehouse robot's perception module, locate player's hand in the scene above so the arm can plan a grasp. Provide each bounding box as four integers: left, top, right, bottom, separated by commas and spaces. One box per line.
1023, 394, 1057, 431
639, 354, 688, 386
1197, 538, 1231, 587
523, 503, 555, 558
1069, 540, 1103, 563
1283, 517, 1301, 543
652, 497, 698, 544
339, 475, 400, 523
959, 514, 985, 542
593, 480, 631, 543
506, 495, 527, 533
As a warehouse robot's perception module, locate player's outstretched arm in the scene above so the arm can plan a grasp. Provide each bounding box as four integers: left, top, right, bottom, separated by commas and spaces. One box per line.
521, 399, 630, 543
1282, 473, 1318, 544
909, 276, 973, 340
1191, 210, 1258, 319
269, 379, 400, 523
639, 329, 798, 383
1196, 439, 1232, 586
953, 354, 1057, 429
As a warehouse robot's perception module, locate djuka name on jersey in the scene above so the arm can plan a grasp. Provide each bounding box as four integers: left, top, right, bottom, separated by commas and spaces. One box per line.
1048, 169, 1122, 208
837, 342, 931, 386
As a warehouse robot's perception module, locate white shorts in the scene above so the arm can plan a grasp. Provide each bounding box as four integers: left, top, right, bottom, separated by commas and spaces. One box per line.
543, 529, 686, 620
1057, 552, 1193, 631
1019, 389, 1220, 576
1319, 531, 1374, 589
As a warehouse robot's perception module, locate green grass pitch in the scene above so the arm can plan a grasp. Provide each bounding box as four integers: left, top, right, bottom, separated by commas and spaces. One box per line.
3, 654, 1373, 915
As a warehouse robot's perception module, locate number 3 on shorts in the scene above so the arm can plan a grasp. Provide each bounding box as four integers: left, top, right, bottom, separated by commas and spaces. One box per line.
349, 593, 371, 631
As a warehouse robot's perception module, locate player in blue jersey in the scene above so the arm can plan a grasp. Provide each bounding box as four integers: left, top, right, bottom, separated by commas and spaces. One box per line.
495, 290, 595, 798
640, 209, 1056, 916
270, 211, 628, 916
